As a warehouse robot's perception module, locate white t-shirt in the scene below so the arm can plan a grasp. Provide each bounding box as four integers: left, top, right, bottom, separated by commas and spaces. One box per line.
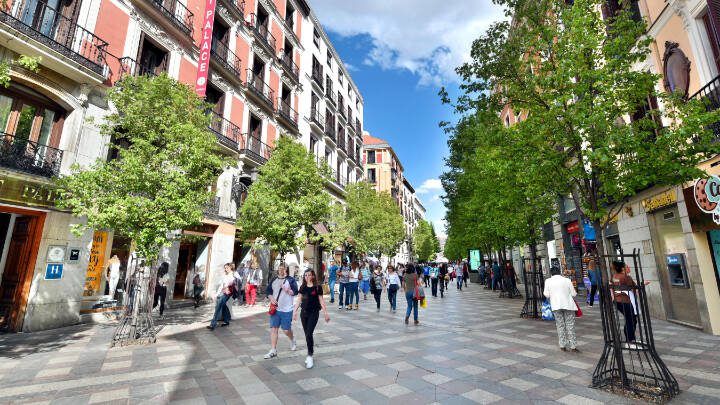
349, 269, 359, 282
270, 277, 295, 312
387, 272, 400, 286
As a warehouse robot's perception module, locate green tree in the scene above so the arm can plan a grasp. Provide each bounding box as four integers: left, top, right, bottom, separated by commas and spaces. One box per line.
55, 74, 227, 261
237, 136, 331, 258
412, 220, 436, 262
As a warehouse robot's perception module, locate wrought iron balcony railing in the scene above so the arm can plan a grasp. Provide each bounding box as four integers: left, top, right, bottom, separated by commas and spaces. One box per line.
310, 107, 325, 130
692, 73, 720, 139
208, 111, 241, 151
116, 56, 160, 77
211, 38, 242, 79
324, 118, 336, 142
0, 132, 63, 177
147, 0, 194, 37
338, 100, 346, 119
246, 69, 275, 110
278, 49, 299, 81
325, 88, 337, 107
220, 0, 244, 17
311, 65, 324, 89
278, 99, 298, 127
0, 0, 109, 75
246, 14, 276, 52
337, 129, 346, 151
355, 119, 362, 134
241, 131, 271, 163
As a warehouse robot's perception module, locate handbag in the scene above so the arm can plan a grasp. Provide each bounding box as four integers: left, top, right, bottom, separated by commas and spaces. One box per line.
420, 297, 428, 308
322, 283, 330, 295
268, 280, 283, 316
574, 299, 583, 318
541, 299, 555, 321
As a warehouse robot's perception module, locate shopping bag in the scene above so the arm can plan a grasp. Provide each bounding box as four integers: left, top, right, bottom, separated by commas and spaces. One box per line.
322, 283, 330, 295
541, 299, 555, 321
574, 299, 583, 318
420, 297, 427, 308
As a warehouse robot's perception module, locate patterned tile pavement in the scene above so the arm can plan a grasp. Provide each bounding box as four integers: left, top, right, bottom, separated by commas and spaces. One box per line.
1, 282, 719, 404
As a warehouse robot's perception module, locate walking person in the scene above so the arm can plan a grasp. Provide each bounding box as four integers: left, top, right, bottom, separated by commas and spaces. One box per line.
543, 266, 579, 352
153, 262, 170, 317
207, 263, 237, 330
456, 262, 463, 291
429, 263, 439, 297
337, 260, 350, 310
244, 264, 262, 306
264, 264, 299, 359
386, 265, 400, 312
492, 260, 501, 291
234, 262, 248, 306
370, 265, 385, 310
439, 263, 448, 298
347, 261, 360, 310
402, 263, 421, 325
360, 261, 371, 301
587, 259, 600, 306
192, 268, 204, 308
423, 263, 430, 288
611, 260, 648, 346
293, 269, 330, 369
462, 261, 469, 288
327, 259, 338, 304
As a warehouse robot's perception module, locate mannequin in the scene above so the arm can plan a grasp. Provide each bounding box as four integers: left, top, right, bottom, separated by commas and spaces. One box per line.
106, 255, 121, 298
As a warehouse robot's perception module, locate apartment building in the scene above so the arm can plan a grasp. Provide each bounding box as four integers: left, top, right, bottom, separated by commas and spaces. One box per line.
362, 134, 425, 263
0, 0, 363, 332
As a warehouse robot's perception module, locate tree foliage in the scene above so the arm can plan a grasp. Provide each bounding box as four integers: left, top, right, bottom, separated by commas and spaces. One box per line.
237, 136, 331, 255
55, 74, 228, 260
412, 220, 439, 262
443, 0, 720, 265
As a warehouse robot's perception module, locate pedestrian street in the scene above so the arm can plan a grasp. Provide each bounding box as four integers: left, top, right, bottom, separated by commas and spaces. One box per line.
1, 283, 719, 404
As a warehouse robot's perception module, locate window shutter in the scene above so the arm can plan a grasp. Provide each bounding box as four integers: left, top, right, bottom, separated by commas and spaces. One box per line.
377, 151, 382, 163
706, 0, 720, 72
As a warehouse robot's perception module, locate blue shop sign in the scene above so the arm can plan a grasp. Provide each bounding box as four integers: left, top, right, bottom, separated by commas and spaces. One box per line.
45, 263, 63, 280
582, 219, 596, 241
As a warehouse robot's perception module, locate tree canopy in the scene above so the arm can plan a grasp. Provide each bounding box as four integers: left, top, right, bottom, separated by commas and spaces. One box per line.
237, 135, 331, 256
412, 219, 439, 262
55, 74, 228, 260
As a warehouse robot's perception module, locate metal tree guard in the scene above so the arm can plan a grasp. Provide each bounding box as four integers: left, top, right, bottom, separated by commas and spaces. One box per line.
591, 249, 679, 402
520, 257, 545, 318
111, 257, 158, 346
499, 262, 522, 298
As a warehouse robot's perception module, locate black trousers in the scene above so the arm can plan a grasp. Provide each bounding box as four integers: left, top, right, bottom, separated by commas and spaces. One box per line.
301, 310, 320, 356
431, 278, 438, 297
464, 275, 468, 287
616, 302, 636, 342
372, 290, 382, 308
588, 284, 598, 305
153, 286, 167, 315
424, 277, 429, 287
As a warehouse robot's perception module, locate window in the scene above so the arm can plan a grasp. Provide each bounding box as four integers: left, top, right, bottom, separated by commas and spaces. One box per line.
325, 75, 333, 96
327, 50, 332, 68
285, 3, 295, 28
367, 168, 376, 183
338, 71, 344, 86
367, 150, 376, 164
309, 136, 317, 155
313, 28, 320, 47
312, 56, 322, 81
702, 10, 720, 74
311, 92, 319, 114
0, 87, 64, 149
249, 115, 262, 139
137, 34, 169, 76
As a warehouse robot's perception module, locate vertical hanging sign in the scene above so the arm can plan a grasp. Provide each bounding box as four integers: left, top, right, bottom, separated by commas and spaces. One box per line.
195, 0, 217, 97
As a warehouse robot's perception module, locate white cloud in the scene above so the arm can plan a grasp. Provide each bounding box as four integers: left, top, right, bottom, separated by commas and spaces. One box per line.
417, 178, 443, 194
309, 0, 506, 85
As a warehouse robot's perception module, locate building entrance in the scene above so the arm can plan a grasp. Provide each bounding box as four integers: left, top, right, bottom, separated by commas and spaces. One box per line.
0, 207, 45, 332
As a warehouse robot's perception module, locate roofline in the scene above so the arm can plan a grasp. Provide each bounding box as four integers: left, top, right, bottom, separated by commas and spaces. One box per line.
296, 0, 311, 16
403, 178, 415, 193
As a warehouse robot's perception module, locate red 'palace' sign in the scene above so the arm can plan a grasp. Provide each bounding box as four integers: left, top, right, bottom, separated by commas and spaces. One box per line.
195, 0, 217, 97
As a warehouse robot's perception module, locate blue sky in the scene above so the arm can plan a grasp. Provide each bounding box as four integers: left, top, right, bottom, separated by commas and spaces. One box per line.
310, 0, 506, 235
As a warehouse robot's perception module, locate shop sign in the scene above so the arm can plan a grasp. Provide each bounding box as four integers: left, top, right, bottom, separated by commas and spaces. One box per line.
694, 176, 720, 224
44, 263, 63, 280
642, 190, 677, 212
566, 221, 580, 234
194, 0, 217, 97
83, 231, 108, 296
0, 174, 60, 208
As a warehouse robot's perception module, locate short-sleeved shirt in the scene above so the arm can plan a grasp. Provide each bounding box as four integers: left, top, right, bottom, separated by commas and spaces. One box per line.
361, 267, 371, 280
328, 265, 338, 281
338, 266, 351, 283
299, 285, 323, 312
387, 272, 400, 285
270, 277, 295, 312
403, 272, 418, 292
429, 267, 439, 278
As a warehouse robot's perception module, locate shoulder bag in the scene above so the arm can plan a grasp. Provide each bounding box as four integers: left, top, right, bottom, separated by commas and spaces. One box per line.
268, 279, 283, 316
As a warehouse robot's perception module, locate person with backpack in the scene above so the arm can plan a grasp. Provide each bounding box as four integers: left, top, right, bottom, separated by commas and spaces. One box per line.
429, 263, 439, 297
423, 263, 430, 287
153, 262, 170, 317
402, 263, 421, 325
337, 260, 350, 310
244, 264, 262, 306
370, 265, 386, 311
264, 263, 298, 359
293, 269, 330, 369
386, 264, 400, 312
207, 263, 237, 330
438, 263, 448, 298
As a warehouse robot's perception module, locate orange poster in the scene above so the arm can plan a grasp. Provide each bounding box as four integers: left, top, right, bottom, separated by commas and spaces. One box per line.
83, 231, 108, 296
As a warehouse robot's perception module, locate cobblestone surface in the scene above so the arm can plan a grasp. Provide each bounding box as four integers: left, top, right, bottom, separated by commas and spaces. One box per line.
1, 283, 719, 404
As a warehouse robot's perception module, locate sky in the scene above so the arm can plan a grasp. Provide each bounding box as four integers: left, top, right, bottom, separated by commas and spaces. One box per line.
309, 0, 506, 236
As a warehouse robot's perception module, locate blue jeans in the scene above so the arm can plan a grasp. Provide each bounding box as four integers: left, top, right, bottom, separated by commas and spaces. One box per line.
338, 282, 347, 306
388, 285, 398, 310
360, 279, 370, 294
405, 291, 418, 321
346, 282, 359, 306
210, 294, 231, 328
329, 279, 336, 302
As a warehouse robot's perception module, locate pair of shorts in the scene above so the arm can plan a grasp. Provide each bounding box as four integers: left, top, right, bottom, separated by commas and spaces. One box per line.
269, 310, 293, 330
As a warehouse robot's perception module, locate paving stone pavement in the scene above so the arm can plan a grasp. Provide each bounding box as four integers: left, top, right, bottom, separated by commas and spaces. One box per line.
1, 282, 719, 404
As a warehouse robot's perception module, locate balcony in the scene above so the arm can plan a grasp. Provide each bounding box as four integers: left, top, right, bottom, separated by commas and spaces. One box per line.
219, 0, 244, 20
0, 0, 109, 76
278, 99, 299, 128
145, 0, 194, 38
692, 74, 720, 139
246, 14, 276, 53
337, 129, 346, 152
241, 132, 271, 164
0, 132, 63, 178
208, 112, 241, 152
330, 168, 346, 189
310, 107, 325, 131
355, 119, 362, 134
338, 101, 346, 120
311, 65, 324, 90
278, 49, 299, 81
204, 195, 235, 222
246, 69, 275, 111
325, 88, 337, 108
324, 119, 336, 142
115, 56, 159, 78
211, 38, 242, 83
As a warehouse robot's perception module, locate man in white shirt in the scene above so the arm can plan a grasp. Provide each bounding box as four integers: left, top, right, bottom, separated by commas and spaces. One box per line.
264, 264, 298, 359
543, 266, 579, 352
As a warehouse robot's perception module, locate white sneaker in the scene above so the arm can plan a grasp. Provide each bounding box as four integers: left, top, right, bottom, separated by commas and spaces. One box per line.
305, 355, 314, 369
291, 339, 297, 351
338, 305, 343, 310
263, 349, 277, 359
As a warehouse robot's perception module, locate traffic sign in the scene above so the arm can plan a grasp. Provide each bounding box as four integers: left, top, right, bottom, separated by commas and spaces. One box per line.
45, 263, 63, 280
